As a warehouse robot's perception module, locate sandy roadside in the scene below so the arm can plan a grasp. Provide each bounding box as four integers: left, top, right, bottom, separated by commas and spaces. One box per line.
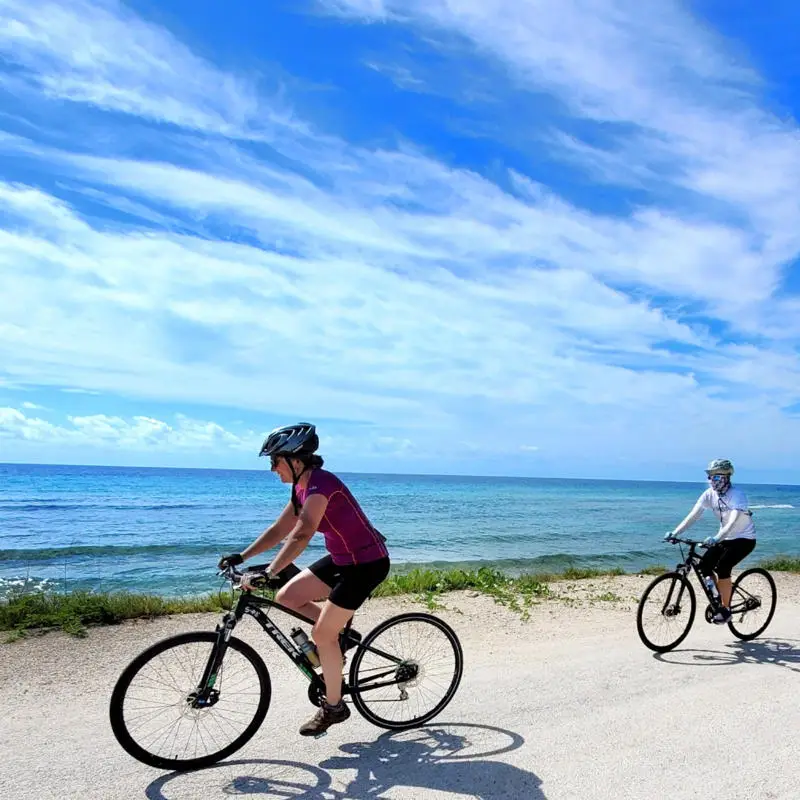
1, 571, 799, 800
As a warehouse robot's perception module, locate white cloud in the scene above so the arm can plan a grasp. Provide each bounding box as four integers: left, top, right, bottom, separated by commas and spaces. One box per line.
319, 0, 800, 314
0, 407, 253, 451
1, 0, 799, 473
0, 177, 708, 412
0, 0, 299, 139
0, 407, 63, 442
364, 61, 427, 91
2, 177, 797, 467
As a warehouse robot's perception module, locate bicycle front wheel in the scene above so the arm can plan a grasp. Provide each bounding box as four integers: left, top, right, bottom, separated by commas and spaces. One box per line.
636, 572, 696, 652
728, 568, 777, 641
349, 612, 463, 730
109, 631, 271, 771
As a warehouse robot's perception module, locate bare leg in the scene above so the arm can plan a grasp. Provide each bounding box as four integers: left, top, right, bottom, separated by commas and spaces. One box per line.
312, 601, 355, 706
275, 570, 332, 623
718, 577, 732, 608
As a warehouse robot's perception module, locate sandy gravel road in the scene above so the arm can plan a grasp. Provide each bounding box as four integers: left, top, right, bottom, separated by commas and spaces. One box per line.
2, 573, 798, 800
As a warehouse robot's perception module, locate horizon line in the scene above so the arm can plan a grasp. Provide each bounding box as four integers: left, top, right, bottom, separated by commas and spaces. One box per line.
1, 461, 797, 488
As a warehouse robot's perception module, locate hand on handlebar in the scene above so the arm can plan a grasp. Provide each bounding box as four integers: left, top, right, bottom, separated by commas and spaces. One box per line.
239, 570, 282, 592
218, 553, 244, 570
663, 533, 713, 548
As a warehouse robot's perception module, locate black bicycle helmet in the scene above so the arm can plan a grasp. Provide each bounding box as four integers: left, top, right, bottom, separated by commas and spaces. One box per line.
259, 423, 319, 458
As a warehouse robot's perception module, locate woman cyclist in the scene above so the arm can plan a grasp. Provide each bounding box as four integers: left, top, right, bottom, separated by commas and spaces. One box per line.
218, 422, 390, 736
667, 458, 756, 624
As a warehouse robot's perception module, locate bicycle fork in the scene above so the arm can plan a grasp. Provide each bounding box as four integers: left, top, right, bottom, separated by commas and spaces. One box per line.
661, 570, 689, 616
188, 611, 239, 709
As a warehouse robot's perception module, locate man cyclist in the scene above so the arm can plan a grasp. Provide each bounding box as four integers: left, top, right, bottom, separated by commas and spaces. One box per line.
667, 458, 756, 624
218, 422, 390, 736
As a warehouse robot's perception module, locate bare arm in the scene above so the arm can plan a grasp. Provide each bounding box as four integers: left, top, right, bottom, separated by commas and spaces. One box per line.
240, 502, 298, 562
266, 494, 329, 576
672, 496, 706, 535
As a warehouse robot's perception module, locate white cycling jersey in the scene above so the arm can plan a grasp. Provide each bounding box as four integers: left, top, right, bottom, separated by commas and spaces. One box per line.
692, 486, 756, 540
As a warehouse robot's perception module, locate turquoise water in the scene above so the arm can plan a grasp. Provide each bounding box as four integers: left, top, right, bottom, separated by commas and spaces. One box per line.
1, 463, 798, 597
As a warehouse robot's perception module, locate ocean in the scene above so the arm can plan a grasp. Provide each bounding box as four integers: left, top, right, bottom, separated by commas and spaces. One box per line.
1, 463, 798, 598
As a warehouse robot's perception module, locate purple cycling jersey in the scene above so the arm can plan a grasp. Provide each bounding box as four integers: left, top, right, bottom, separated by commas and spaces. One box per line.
296, 469, 389, 566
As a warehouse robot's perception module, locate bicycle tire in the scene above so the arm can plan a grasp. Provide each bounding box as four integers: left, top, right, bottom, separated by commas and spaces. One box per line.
728, 567, 777, 641
109, 631, 271, 771
636, 572, 696, 653
349, 612, 463, 730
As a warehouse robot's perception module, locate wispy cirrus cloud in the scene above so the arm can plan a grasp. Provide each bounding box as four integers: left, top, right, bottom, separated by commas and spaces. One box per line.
317, 1, 800, 273
1, 0, 799, 477
0, 0, 299, 139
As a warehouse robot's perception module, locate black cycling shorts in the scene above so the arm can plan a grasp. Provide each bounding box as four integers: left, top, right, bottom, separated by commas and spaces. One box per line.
309, 554, 391, 611
699, 538, 756, 580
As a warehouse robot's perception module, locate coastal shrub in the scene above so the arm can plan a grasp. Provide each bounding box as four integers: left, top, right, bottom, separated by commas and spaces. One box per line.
0, 589, 232, 637
3, 557, 798, 637
757, 556, 800, 573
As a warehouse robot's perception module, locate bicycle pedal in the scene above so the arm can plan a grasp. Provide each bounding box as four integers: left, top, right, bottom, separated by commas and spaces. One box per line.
313, 731, 328, 740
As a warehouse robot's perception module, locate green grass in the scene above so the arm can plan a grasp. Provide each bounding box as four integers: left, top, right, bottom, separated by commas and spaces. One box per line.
640, 564, 668, 575
373, 566, 551, 620
593, 591, 624, 603
3, 556, 799, 639
757, 556, 800, 573
0, 589, 233, 639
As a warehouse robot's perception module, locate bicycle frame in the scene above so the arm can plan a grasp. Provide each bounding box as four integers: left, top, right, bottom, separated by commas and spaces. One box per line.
673, 540, 717, 602
647, 538, 718, 623
666, 537, 754, 615
193, 586, 407, 707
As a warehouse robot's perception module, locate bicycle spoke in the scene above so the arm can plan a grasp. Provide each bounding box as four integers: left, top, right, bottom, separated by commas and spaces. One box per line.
637, 573, 695, 653
111, 632, 271, 770
728, 569, 776, 640
350, 613, 463, 729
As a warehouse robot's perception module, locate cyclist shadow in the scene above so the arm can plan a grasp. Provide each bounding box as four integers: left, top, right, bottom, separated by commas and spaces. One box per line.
144, 723, 545, 799
319, 722, 545, 799
655, 638, 800, 673
145, 758, 333, 799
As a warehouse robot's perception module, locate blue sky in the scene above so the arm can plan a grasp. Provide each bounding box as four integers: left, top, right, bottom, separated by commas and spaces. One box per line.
1, 0, 800, 483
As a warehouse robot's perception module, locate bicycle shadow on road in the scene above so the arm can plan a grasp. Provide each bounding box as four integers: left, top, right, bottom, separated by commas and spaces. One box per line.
144, 722, 546, 800
319, 722, 544, 799
654, 638, 800, 673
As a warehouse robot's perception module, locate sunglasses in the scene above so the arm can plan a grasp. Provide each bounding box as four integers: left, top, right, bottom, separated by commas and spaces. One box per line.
269, 455, 281, 469
706, 474, 727, 481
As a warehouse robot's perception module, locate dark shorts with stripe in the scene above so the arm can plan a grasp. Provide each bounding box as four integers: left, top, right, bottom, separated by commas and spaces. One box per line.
309, 554, 391, 610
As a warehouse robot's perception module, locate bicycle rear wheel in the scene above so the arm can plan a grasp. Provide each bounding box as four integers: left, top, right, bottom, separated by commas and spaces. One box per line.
636, 572, 696, 652
109, 631, 271, 771
728, 568, 777, 641
349, 612, 463, 730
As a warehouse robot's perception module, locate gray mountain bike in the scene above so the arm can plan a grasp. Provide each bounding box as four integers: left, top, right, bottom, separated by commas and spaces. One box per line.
109, 563, 464, 772
636, 535, 777, 653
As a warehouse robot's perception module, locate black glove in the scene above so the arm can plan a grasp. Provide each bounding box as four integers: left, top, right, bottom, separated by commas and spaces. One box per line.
244, 572, 281, 591
218, 553, 244, 570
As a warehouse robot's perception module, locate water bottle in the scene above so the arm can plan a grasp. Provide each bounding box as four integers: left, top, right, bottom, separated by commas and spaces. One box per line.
290, 628, 320, 667
704, 576, 719, 603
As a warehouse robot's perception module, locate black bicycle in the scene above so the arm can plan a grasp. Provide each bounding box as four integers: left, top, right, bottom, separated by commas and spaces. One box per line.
636, 535, 777, 653
109, 564, 464, 772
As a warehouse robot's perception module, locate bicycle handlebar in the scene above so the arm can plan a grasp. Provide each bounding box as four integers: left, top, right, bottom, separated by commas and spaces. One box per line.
218, 563, 282, 591
664, 535, 708, 548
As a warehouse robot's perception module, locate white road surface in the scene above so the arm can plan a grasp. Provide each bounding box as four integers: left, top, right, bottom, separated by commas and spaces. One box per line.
2, 575, 798, 800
